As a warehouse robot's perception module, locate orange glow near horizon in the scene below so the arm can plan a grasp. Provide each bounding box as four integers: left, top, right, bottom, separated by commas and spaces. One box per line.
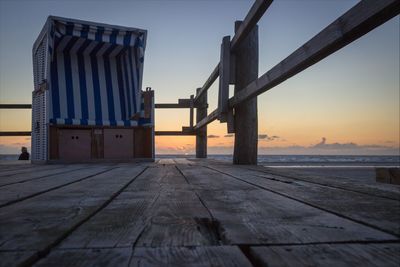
1, 89, 399, 155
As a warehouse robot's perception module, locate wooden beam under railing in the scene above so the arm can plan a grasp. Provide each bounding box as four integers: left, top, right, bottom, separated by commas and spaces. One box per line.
194, 108, 219, 130
194, 64, 219, 103
1, 131, 196, 136
0, 104, 32, 109
0, 131, 31, 136
155, 131, 195, 136
1, 102, 201, 109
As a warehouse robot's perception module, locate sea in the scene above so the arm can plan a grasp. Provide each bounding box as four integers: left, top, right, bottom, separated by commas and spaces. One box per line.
1, 154, 399, 167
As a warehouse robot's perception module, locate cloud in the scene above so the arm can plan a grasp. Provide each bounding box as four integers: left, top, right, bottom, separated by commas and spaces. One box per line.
224, 134, 234, 138
313, 137, 327, 147
258, 137, 399, 155
258, 134, 268, 139
258, 134, 280, 141
207, 135, 219, 138
311, 137, 358, 150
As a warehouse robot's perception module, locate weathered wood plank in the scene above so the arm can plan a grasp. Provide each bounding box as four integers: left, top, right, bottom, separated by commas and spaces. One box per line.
57, 166, 213, 248
249, 165, 400, 200
249, 243, 400, 267
0, 162, 34, 171
177, 164, 255, 191
0, 164, 62, 178
130, 246, 252, 267
33, 248, 132, 267
178, 164, 397, 245
206, 164, 400, 236
0, 165, 146, 266
0, 165, 114, 207
0, 164, 89, 187
229, 0, 400, 107
0, 250, 37, 267
3, 160, 399, 266
158, 158, 176, 165
173, 158, 193, 165
33, 246, 252, 267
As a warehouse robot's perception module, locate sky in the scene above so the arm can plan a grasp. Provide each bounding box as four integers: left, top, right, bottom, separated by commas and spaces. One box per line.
0, 0, 399, 155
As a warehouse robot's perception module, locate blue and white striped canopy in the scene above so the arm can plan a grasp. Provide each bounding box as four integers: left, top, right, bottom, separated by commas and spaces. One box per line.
42, 16, 147, 126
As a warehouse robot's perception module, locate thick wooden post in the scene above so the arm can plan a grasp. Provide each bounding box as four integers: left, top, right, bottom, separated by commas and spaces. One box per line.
233, 21, 258, 165
196, 88, 207, 158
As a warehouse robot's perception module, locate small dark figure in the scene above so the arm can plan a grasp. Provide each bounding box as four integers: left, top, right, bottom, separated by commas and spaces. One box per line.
18, 147, 30, 160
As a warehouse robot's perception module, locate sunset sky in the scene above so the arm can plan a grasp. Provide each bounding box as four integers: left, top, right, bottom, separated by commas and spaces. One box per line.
0, 0, 399, 155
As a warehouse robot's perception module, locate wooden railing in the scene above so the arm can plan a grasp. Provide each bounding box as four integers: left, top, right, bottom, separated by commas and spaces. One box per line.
191, 0, 399, 163
1, 0, 399, 164
0, 99, 198, 136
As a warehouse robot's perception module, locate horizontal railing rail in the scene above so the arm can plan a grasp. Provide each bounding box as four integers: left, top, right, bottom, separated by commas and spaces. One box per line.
0, 104, 32, 109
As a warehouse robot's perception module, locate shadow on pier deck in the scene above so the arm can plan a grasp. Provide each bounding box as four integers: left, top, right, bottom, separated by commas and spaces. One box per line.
0, 159, 399, 266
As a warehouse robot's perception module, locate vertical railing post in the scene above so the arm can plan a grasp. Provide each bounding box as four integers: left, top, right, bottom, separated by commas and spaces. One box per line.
196, 88, 207, 158
189, 94, 194, 128
233, 21, 258, 164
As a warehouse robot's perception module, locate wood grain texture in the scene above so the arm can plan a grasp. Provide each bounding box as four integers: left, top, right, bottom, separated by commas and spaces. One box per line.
249, 165, 400, 200
194, 108, 218, 131
218, 36, 231, 122
196, 87, 207, 158
58, 166, 213, 248
34, 248, 132, 267
130, 246, 252, 267
0, 164, 60, 178
2, 160, 399, 266
178, 164, 397, 245
0, 251, 38, 267
0, 165, 146, 266
206, 164, 400, 236
0, 164, 87, 186
0, 165, 113, 207
232, 21, 258, 165
34, 246, 252, 267
249, 243, 400, 267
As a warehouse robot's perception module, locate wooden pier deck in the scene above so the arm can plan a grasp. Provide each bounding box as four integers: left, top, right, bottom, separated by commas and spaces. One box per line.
0, 159, 399, 266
